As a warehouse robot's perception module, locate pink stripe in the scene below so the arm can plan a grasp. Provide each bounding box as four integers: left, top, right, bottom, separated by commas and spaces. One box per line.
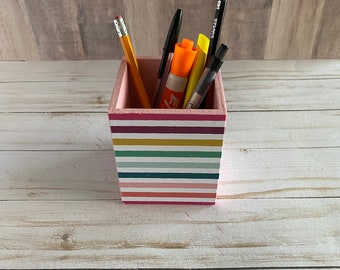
108, 113, 226, 121
121, 192, 216, 198
120, 182, 218, 189
123, 201, 215, 205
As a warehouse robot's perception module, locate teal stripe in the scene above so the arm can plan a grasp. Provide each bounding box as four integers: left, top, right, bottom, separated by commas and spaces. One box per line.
117, 162, 220, 169
118, 172, 219, 179
115, 150, 221, 158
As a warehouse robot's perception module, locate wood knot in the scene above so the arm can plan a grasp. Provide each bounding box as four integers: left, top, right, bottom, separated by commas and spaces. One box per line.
27, 191, 39, 197
60, 233, 76, 250
96, 96, 104, 104
61, 233, 71, 241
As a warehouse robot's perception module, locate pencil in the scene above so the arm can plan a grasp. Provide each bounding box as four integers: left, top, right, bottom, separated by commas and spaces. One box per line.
114, 15, 151, 108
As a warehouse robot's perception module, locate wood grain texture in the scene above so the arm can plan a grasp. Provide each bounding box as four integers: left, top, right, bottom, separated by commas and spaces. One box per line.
0, 60, 339, 112
0, 199, 339, 268
265, 0, 325, 59
0, 151, 120, 201
24, 0, 84, 60
77, 0, 124, 60
0, 0, 339, 60
0, 0, 39, 60
1, 148, 339, 201
0, 110, 339, 150
312, 0, 340, 58
0, 60, 339, 268
223, 0, 273, 59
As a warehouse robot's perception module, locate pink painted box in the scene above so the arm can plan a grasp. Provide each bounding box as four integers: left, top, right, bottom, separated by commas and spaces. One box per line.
108, 57, 227, 204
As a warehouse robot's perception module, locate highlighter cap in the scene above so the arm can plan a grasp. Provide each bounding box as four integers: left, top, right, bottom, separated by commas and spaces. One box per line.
197, 33, 210, 53
171, 39, 197, 77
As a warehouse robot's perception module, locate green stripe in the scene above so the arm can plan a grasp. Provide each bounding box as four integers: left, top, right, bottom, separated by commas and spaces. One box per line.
117, 162, 220, 169
115, 151, 222, 158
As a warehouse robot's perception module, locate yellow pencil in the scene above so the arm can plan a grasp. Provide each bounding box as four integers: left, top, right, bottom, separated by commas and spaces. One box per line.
114, 16, 151, 108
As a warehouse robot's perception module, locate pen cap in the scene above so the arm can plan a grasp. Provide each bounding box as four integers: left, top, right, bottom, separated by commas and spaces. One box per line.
208, 44, 228, 72
171, 39, 197, 77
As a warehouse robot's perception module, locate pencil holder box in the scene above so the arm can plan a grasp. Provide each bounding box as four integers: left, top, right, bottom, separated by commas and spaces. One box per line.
108, 57, 227, 204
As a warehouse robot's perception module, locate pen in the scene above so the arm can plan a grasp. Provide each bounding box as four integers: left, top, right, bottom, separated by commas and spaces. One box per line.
113, 15, 151, 108
158, 9, 182, 79
153, 9, 182, 107
186, 44, 228, 109
206, 0, 227, 63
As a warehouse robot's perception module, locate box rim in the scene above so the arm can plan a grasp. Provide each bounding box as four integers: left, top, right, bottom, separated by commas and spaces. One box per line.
108, 58, 227, 116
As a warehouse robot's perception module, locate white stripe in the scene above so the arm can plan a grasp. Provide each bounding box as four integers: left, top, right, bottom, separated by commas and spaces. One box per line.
121, 188, 216, 193
115, 157, 221, 163
113, 145, 222, 152
122, 197, 216, 203
117, 167, 219, 173
110, 120, 225, 127
112, 133, 223, 140
118, 178, 218, 183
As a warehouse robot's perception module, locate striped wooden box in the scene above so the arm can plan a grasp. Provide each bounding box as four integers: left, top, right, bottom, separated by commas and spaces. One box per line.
108, 57, 227, 204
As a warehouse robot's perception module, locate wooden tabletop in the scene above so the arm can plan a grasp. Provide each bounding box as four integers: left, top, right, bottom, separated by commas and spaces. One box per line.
1, 60, 339, 269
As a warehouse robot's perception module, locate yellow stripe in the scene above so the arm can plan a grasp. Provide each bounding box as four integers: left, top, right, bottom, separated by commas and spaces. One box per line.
112, 138, 223, 147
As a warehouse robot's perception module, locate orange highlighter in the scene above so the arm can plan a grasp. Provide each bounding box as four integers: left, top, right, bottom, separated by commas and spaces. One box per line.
159, 39, 197, 109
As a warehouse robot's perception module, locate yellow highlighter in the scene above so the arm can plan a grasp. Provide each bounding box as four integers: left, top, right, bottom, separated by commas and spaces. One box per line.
183, 34, 210, 108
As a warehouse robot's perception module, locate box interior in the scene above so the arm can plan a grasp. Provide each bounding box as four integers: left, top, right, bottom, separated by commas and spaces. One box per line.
109, 57, 225, 111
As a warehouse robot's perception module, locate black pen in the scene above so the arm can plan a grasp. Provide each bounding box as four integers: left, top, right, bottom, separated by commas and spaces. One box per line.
158, 9, 182, 79
186, 44, 228, 109
153, 9, 182, 107
206, 0, 227, 63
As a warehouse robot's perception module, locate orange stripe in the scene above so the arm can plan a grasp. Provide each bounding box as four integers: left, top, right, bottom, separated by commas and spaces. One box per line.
121, 192, 216, 198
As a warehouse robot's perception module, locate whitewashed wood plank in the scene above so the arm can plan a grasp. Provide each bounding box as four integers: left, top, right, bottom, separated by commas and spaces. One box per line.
218, 148, 340, 199
0, 60, 339, 112
0, 60, 338, 270
0, 81, 113, 112
222, 60, 340, 81
0, 113, 112, 151
0, 60, 118, 82
1, 110, 338, 151
0, 151, 120, 201
0, 60, 339, 82
1, 78, 338, 113
0, 199, 339, 268
225, 110, 340, 149
0, 148, 338, 201
225, 79, 340, 111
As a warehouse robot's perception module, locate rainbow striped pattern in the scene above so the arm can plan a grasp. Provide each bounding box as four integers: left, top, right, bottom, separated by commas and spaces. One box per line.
109, 112, 226, 204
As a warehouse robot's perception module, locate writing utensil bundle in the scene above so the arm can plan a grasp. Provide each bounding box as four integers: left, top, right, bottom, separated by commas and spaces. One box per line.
113, 0, 228, 109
